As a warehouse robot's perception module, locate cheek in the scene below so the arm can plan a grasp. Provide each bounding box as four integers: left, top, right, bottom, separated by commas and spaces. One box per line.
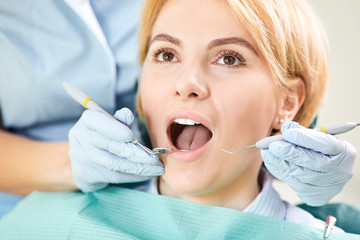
220, 80, 278, 143
140, 64, 161, 110
139, 74, 161, 138
139, 65, 174, 147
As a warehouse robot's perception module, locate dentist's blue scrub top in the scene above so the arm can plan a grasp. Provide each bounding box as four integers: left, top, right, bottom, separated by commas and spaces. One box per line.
0, 0, 142, 218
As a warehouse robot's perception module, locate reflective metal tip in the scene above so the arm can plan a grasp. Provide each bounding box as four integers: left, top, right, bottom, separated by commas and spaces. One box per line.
152, 147, 173, 155
221, 149, 236, 155
221, 145, 256, 155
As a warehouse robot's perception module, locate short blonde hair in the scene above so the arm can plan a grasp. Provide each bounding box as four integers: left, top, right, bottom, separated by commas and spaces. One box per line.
138, 0, 328, 127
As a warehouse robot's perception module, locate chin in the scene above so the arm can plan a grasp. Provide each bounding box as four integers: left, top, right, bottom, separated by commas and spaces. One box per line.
161, 169, 216, 196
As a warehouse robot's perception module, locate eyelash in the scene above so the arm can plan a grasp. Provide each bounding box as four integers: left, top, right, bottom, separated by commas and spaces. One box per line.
150, 47, 246, 69
212, 50, 246, 69
151, 47, 179, 64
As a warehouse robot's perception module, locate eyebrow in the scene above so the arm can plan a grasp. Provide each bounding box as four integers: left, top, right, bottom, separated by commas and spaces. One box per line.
150, 34, 183, 48
207, 37, 258, 56
150, 34, 258, 56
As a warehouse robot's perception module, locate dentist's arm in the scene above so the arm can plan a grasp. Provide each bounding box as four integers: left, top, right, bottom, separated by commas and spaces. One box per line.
68, 108, 164, 192
0, 129, 76, 195
261, 121, 356, 206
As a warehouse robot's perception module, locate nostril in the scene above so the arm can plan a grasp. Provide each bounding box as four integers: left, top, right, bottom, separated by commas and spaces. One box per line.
176, 91, 198, 97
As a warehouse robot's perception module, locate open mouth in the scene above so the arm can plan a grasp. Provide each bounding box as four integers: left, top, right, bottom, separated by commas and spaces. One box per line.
168, 118, 213, 151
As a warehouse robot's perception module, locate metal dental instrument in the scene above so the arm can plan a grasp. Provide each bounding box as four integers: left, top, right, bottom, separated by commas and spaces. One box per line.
56, 77, 172, 155
152, 148, 173, 154
222, 122, 359, 154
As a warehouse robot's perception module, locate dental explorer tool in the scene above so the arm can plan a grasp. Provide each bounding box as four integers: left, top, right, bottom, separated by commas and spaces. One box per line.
222, 122, 359, 154
56, 77, 172, 155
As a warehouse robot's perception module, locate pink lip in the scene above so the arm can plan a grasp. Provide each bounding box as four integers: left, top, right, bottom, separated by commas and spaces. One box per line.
166, 109, 213, 162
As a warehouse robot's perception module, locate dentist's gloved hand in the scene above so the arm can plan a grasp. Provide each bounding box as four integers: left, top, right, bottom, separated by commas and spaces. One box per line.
69, 108, 164, 193
261, 121, 356, 206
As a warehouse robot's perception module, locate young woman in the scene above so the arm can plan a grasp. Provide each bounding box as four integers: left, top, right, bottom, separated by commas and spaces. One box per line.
2, 0, 358, 238
136, 0, 344, 228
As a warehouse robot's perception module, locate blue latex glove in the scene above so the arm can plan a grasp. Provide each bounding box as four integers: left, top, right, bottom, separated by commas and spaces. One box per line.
69, 108, 164, 192
261, 121, 356, 206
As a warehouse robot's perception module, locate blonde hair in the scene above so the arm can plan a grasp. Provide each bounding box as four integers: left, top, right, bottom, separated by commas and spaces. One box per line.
138, 0, 328, 127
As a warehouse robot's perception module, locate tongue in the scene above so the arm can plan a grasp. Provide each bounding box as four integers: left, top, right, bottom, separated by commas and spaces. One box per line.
176, 125, 212, 150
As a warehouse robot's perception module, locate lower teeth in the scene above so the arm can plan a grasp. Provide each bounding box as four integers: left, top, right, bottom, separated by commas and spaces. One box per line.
180, 149, 190, 152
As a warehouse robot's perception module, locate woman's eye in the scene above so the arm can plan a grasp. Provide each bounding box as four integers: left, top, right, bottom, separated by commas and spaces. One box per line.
213, 50, 246, 68
217, 55, 240, 66
157, 52, 178, 62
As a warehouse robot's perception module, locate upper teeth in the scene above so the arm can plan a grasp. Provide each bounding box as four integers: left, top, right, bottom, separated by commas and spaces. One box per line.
174, 118, 200, 125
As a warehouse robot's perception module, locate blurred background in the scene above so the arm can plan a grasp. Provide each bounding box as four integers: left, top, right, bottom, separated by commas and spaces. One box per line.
274, 0, 360, 207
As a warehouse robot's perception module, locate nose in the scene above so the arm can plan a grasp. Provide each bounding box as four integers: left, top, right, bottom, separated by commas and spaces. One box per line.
175, 66, 209, 101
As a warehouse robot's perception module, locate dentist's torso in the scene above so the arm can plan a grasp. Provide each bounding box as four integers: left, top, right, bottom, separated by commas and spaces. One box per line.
0, 0, 141, 217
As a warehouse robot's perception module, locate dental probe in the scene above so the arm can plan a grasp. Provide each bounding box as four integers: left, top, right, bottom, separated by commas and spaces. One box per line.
222, 122, 359, 154
56, 77, 172, 155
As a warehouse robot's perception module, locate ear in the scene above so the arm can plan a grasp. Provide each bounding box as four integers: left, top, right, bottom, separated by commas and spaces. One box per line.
272, 77, 305, 130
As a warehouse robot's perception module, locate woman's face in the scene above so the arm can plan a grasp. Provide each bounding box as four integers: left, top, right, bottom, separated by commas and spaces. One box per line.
140, 0, 283, 199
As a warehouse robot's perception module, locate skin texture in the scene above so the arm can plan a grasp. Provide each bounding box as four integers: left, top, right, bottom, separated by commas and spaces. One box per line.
0, 129, 77, 195
140, 0, 304, 210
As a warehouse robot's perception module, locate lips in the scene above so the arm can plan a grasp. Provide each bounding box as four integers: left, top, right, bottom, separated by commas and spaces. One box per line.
166, 112, 213, 153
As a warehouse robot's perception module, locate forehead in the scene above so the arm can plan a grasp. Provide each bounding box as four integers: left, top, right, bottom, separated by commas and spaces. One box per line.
152, 0, 255, 47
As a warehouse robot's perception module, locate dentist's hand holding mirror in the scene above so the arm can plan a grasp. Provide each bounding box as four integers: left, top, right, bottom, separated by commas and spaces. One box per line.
69, 108, 164, 192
